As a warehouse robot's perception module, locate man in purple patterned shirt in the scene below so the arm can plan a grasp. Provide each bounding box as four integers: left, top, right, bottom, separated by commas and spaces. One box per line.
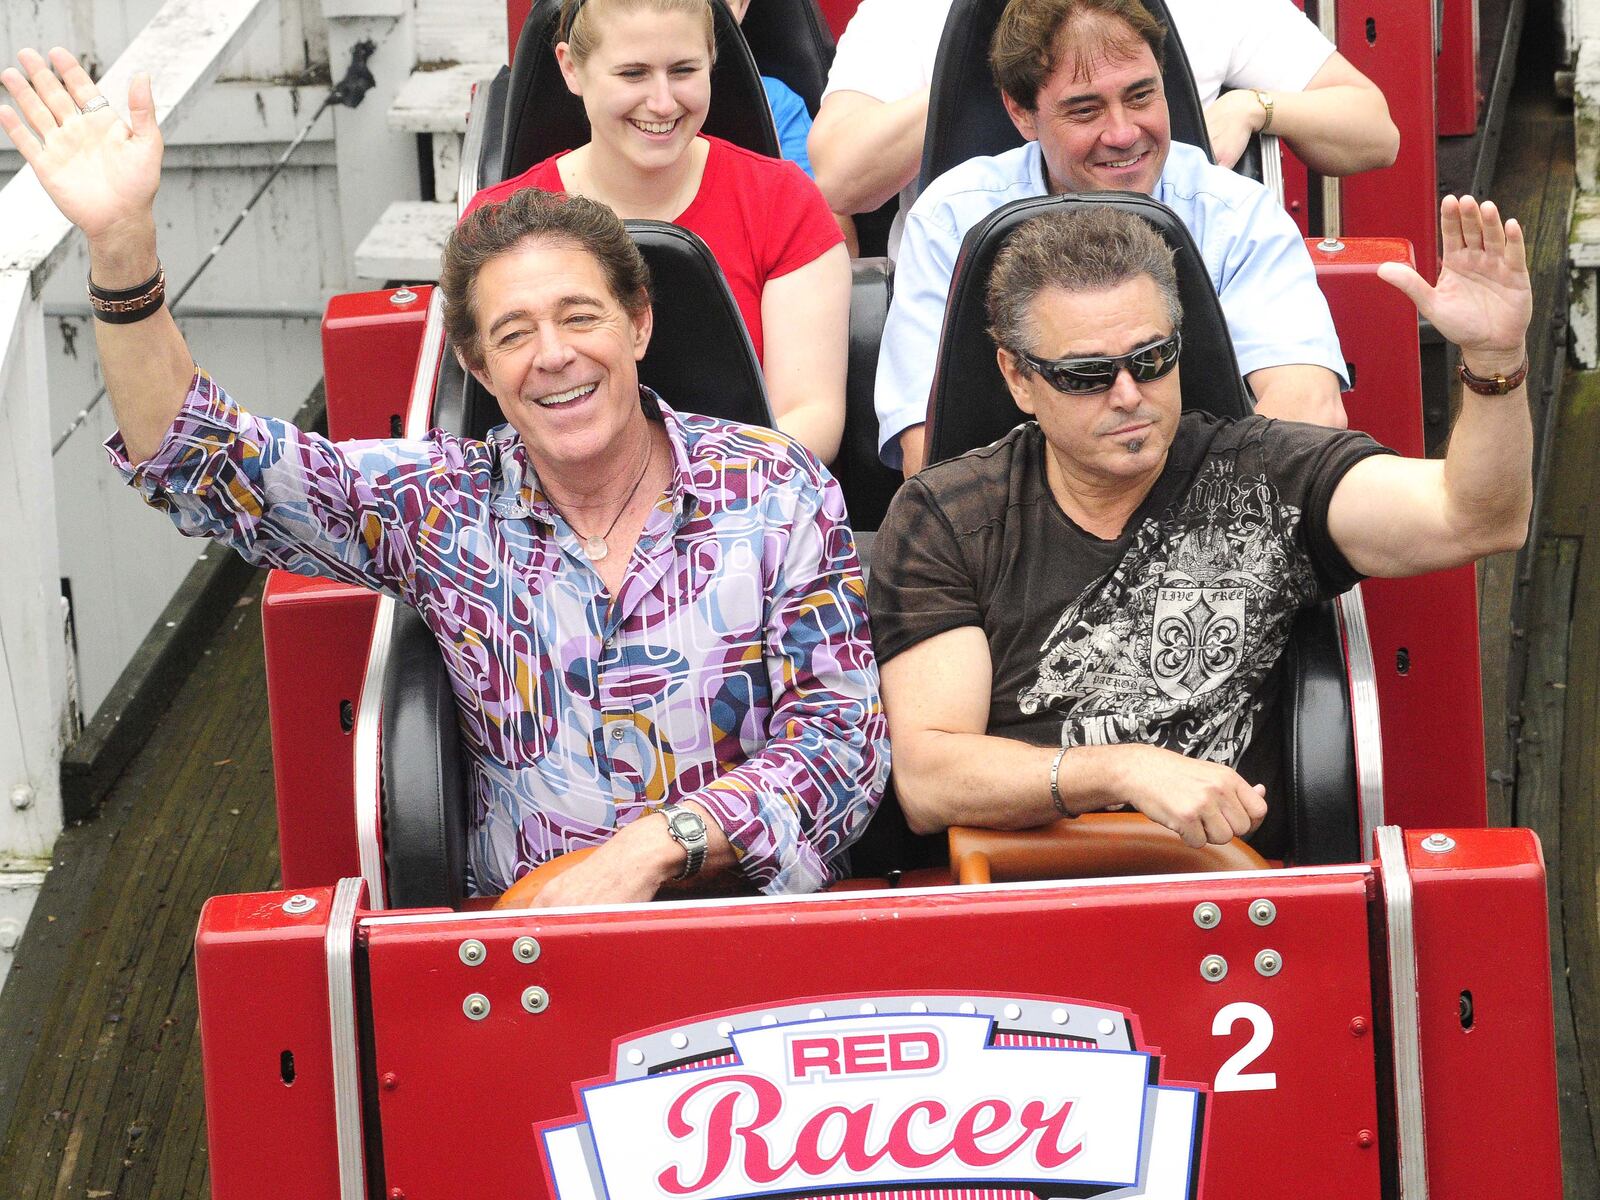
2, 48, 887, 905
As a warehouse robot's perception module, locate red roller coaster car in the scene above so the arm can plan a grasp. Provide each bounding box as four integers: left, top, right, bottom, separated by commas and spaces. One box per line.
193, 3, 1563, 1198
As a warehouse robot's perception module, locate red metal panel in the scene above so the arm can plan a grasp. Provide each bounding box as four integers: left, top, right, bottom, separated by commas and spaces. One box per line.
198, 887, 345, 1200
1280, 144, 1312, 238
507, 0, 534, 59
263, 570, 378, 886
817, 0, 860, 40
1399, 828, 1562, 1198
1313, 239, 1487, 830
365, 872, 1381, 1197
1337, 2, 1438, 285
321, 287, 431, 442
1436, 0, 1480, 136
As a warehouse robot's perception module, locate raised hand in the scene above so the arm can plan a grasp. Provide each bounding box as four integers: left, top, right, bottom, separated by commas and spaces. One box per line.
0, 47, 161, 246
1378, 195, 1531, 373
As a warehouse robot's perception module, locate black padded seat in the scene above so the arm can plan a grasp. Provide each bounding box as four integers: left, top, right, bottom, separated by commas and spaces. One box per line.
501, 0, 778, 181
382, 605, 469, 910
1281, 603, 1359, 864
919, 0, 1263, 196
452, 219, 772, 441
832, 258, 903, 532
925, 191, 1250, 468
734, 0, 834, 114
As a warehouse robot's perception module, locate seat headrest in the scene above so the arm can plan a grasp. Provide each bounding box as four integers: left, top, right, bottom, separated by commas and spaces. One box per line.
834, 257, 903, 531
735, 0, 835, 114
919, 0, 1216, 196
450, 220, 771, 440
925, 192, 1251, 466
628, 220, 773, 427
502, 0, 780, 180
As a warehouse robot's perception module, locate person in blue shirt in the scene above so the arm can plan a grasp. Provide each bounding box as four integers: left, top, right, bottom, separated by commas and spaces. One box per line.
723, 0, 814, 176
876, 0, 1350, 475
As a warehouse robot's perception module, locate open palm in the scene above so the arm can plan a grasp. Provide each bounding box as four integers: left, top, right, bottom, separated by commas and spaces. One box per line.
0, 47, 161, 242
1377, 195, 1531, 360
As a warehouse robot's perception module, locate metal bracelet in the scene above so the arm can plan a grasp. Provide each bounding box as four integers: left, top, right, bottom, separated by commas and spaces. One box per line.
1049, 747, 1074, 818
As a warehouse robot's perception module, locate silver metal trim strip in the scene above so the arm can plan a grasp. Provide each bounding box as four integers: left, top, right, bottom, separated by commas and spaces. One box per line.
1335, 585, 1386, 854
1317, 0, 1342, 238
456, 72, 497, 219
352, 598, 395, 906
1375, 826, 1429, 1198
1260, 132, 1284, 206
325, 876, 367, 1200
351, 292, 445, 908
359, 864, 1374, 927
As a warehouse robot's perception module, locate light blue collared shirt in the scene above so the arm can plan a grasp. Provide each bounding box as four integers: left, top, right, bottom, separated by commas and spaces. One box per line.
874, 140, 1349, 468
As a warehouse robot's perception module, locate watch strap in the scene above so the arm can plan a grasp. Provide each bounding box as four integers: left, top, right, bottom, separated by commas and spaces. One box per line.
1457, 356, 1529, 396
662, 803, 708, 880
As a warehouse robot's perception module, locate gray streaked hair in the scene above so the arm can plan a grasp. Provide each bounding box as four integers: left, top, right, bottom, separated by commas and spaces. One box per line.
987, 206, 1183, 357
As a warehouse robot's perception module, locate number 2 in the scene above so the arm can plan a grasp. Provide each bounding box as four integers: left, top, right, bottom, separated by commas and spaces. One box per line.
1212, 1002, 1277, 1092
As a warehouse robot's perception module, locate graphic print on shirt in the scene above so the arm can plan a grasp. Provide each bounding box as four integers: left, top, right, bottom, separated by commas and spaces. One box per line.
1018, 458, 1318, 763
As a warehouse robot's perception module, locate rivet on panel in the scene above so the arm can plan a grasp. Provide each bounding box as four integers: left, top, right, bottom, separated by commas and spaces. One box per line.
521, 986, 549, 1014
1421, 833, 1456, 854
1249, 898, 1277, 926
381, 1072, 399, 1091
282, 894, 317, 915
670, 1032, 689, 1049
463, 993, 490, 1020
512, 936, 541, 963
459, 939, 486, 966
1356, 1129, 1375, 1149
1003, 1004, 1022, 1021
1350, 1016, 1369, 1037
626, 1048, 645, 1066
390, 287, 418, 306
390, 1188, 407, 1200
1201, 954, 1228, 982
1255, 949, 1282, 977
1096, 1018, 1116, 1036
1193, 902, 1221, 929
1050, 1008, 1069, 1026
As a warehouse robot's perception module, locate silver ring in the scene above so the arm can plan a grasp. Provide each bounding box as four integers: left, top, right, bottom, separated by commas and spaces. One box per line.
78, 96, 110, 115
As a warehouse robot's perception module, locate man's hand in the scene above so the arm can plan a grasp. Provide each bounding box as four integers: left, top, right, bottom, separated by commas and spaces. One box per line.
0, 48, 162, 254
1092, 744, 1267, 848
1203, 90, 1263, 170
1378, 195, 1531, 375
529, 813, 685, 908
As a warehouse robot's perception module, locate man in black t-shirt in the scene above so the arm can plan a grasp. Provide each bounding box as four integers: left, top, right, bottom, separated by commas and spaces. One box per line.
869, 200, 1533, 853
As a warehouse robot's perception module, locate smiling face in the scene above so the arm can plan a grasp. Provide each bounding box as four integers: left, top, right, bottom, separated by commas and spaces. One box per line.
465, 237, 655, 478
997, 275, 1181, 490
1002, 17, 1170, 196
557, 7, 713, 174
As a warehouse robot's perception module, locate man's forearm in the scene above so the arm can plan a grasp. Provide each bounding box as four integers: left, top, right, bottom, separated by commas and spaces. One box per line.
809, 90, 928, 215
893, 731, 1120, 834
1440, 343, 1534, 555
1269, 85, 1400, 177
88, 220, 195, 464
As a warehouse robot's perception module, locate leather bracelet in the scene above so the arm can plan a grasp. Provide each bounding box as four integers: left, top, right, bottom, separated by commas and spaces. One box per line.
1457, 356, 1529, 396
1049, 747, 1074, 818
87, 263, 166, 325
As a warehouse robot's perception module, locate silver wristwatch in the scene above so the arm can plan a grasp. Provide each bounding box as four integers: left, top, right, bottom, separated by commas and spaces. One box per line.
661, 803, 708, 880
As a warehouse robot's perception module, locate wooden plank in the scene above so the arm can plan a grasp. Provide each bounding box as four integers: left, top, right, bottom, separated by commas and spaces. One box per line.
0, 582, 279, 1198
1515, 536, 1600, 1196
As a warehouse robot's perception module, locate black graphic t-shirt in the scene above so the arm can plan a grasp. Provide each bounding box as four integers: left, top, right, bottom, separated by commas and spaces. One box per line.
868, 413, 1393, 853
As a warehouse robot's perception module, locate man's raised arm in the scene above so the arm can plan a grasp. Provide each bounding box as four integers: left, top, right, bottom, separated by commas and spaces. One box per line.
0, 47, 189, 464
1327, 195, 1534, 578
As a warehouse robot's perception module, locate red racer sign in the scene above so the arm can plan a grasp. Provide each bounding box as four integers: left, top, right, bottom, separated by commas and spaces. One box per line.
539, 995, 1206, 1199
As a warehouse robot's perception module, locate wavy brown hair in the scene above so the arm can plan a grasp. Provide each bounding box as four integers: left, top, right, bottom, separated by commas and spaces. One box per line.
990, 0, 1166, 112
441, 188, 651, 372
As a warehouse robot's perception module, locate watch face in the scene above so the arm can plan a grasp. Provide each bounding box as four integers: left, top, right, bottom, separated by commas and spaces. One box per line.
668, 809, 704, 840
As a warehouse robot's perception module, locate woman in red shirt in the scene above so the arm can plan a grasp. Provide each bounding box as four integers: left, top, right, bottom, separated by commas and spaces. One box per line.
468, 0, 849, 463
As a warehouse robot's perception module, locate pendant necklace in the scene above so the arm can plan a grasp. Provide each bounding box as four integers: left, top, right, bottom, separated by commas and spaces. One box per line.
555, 432, 654, 563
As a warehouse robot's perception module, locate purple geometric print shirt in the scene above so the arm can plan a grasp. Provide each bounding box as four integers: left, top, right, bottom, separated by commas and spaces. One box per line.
107, 370, 888, 896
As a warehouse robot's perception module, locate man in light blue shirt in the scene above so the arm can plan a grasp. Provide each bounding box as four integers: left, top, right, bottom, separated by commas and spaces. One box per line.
877, 0, 1349, 474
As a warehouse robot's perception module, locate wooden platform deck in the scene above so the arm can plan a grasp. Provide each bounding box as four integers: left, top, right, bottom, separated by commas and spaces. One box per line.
0, 579, 278, 1197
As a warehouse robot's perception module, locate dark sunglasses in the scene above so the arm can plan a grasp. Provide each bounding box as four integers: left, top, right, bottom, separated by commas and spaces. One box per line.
1015, 330, 1182, 396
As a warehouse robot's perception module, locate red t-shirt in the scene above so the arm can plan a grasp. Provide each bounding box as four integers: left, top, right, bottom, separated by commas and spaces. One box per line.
465, 136, 842, 362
